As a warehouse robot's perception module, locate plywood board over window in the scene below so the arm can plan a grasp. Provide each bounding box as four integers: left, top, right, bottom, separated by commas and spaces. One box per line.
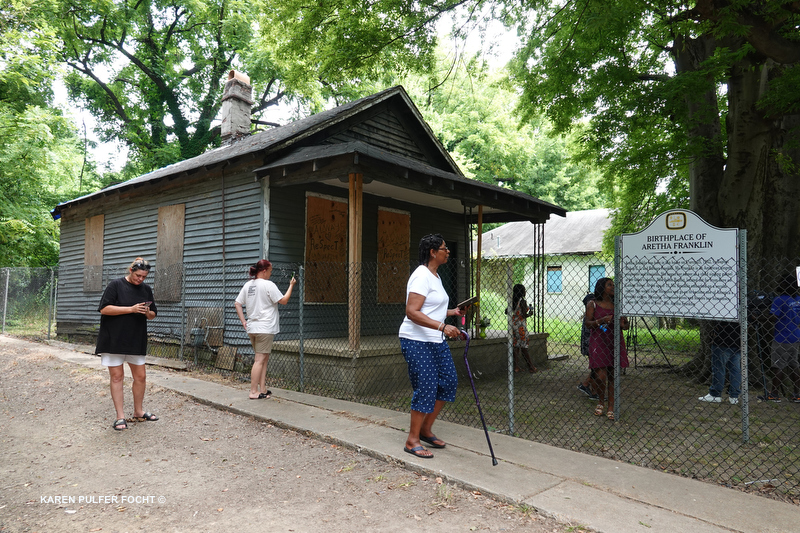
84, 215, 104, 292
377, 208, 410, 303
156, 204, 185, 302
305, 195, 347, 303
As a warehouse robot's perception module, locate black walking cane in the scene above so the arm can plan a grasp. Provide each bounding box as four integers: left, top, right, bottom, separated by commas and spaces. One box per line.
460, 330, 498, 466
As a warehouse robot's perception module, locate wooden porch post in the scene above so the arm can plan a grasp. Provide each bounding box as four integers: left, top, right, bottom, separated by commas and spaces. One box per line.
348, 173, 363, 352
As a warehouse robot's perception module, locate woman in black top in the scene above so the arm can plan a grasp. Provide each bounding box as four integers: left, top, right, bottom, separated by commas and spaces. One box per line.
96, 257, 158, 430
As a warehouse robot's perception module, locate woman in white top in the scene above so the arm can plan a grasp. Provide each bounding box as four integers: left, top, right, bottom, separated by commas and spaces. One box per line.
398, 234, 463, 459
235, 259, 296, 399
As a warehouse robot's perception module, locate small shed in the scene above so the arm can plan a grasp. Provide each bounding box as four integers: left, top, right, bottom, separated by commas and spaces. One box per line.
52, 75, 565, 389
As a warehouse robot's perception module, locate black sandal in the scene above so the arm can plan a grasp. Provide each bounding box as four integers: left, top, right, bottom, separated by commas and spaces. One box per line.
112, 418, 128, 431
420, 434, 446, 448
130, 412, 158, 422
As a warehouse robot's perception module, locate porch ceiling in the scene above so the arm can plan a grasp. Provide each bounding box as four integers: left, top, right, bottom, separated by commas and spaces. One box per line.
253, 141, 566, 224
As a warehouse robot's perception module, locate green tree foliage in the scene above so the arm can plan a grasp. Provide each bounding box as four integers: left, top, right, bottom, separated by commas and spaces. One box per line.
55, 0, 294, 174
400, 56, 605, 211
252, 1, 613, 211
0, 0, 99, 266
508, 1, 800, 263
53, 0, 607, 211
256, 0, 450, 110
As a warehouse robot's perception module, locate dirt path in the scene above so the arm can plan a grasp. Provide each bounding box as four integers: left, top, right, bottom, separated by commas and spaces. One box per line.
0, 341, 572, 532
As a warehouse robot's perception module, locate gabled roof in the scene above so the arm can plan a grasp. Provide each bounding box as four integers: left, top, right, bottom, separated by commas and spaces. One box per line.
476, 208, 612, 257
53, 85, 565, 223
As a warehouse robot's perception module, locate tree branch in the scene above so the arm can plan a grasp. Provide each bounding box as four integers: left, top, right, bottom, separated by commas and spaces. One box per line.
637, 74, 671, 82
65, 57, 130, 124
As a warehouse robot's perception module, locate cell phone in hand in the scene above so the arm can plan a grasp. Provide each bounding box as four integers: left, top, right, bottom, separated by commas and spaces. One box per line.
142, 301, 152, 307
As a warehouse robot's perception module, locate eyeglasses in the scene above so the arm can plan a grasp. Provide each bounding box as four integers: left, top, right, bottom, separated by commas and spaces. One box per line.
132, 261, 151, 271
438, 246, 449, 252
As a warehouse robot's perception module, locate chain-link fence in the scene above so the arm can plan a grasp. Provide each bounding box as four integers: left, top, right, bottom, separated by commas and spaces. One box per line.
0, 267, 57, 339
2, 259, 799, 502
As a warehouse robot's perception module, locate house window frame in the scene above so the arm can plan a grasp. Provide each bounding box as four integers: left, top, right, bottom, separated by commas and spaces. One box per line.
547, 265, 563, 293
588, 264, 606, 293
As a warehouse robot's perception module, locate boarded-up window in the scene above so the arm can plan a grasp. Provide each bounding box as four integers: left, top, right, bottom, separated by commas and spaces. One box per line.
377, 208, 410, 303
305, 195, 348, 303
155, 204, 185, 302
84, 215, 104, 291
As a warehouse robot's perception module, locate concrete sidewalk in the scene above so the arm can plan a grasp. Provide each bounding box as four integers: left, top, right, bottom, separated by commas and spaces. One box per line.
13, 337, 799, 533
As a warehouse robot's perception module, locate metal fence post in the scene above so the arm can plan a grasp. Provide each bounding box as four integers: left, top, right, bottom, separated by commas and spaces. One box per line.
299, 265, 305, 392
47, 268, 55, 340
179, 263, 186, 361
506, 261, 515, 435
613, 236, 621, 421
739, 229, 749, 443
2, 267, 9, 334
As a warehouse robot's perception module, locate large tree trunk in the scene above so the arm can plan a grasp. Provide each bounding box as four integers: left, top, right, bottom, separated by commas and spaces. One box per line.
673, 37, 800, 379
674, 34, 726, 224
722, 58, 800, 290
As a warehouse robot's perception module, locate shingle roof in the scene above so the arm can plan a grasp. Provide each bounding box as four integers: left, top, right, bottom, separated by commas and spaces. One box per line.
53, 86, 417, 215
476, 208, 611, 257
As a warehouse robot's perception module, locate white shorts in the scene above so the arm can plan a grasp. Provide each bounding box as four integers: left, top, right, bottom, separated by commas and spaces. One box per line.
100, 353, 147, 367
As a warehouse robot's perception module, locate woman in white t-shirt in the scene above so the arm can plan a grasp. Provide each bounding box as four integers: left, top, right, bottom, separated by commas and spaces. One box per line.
235, 259, 296, 399
398, 234, 463, 459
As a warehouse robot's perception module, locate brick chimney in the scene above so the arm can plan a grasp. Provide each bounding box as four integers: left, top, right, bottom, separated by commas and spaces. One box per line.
220, 70, 253, 144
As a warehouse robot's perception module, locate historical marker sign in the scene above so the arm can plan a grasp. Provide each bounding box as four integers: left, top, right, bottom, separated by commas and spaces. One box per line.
619, 210, 739, 319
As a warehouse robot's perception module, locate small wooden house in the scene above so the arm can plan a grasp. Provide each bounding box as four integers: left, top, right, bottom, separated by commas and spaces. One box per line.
52, 74, 565, 390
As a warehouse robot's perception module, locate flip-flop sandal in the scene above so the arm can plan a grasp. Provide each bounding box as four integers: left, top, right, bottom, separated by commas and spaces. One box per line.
420, 434, 446, 448
594, 404, 604, 416
404, 445, 433, 459
130, 412, 158, 422
607, 410, 615, 421
112, 418, 128, 431
258, 391, 272, 399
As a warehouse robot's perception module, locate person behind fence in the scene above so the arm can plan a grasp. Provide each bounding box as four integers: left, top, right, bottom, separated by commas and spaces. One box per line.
584, 277, 629, 420
577, 292, 599, 400
399, 234, 463, 459
508, 284, 538, 373
766, 273, 800, 403
698, 321, 741, 405
95, 257, 158, 431
235, 259, 296, 400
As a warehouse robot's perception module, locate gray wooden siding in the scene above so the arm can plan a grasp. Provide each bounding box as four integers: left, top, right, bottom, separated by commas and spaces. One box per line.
56, 169, 263, 344
56, 173, 467, 350
325, 110, 427, 163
